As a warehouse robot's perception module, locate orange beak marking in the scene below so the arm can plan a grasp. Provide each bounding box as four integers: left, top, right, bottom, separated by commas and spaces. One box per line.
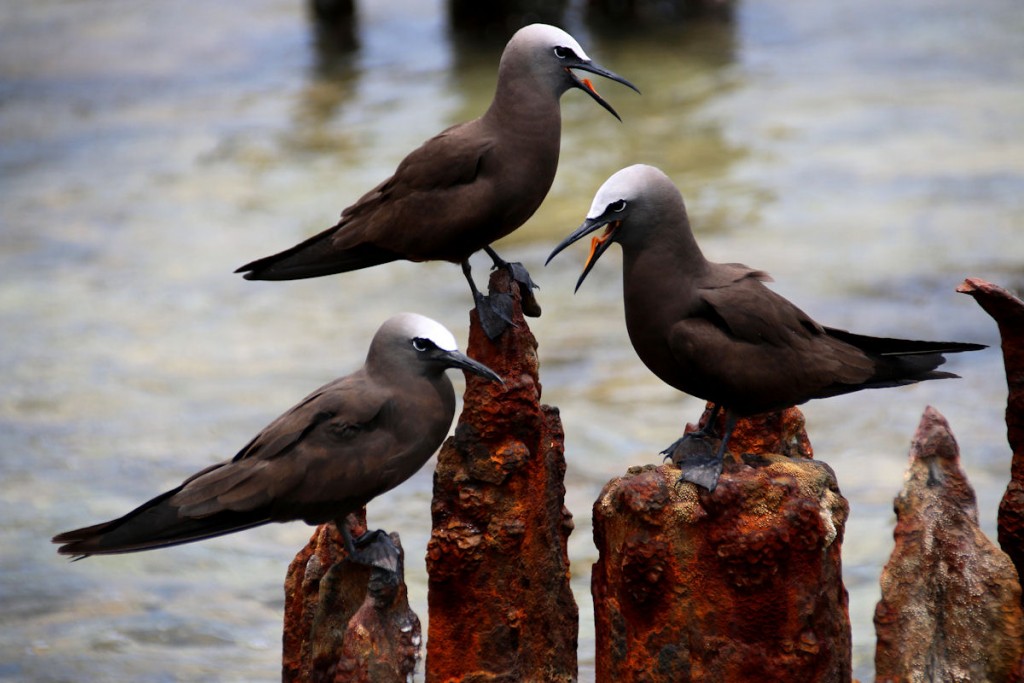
583, 221, 619, 270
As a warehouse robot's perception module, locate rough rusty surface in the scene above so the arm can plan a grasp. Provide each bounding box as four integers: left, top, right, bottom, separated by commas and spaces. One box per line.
283, 515, 362, 681
426, 268, 578, 682
687, 403, 814, 460
959, 277, 1024, 590
282, 512, 421, 683
593, 407, 851, 683
874, 406, 1024, 683
332, 549, 422, 683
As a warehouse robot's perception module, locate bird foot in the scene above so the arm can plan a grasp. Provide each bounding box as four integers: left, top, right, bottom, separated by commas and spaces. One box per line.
473, 289, 516, 340
660, 430, 714, 462
496, 260, 541, 318
499, 260, 538, 290
348, 529, 402, 574
663, 433, 724, 492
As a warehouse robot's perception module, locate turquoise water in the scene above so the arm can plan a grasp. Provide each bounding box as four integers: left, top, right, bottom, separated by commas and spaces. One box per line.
2, 0, 1022, 679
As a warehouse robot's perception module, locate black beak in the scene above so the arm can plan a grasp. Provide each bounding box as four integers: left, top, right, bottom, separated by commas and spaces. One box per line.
546, 216, 620, 292
443, 350, 504, 385
565, 60, 640, 122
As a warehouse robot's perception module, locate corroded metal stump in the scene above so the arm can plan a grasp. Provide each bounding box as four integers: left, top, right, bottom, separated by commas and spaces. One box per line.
426, 268, 578, 682
874, 406, 1024, 683
282, 512, 421, 682
592, 407, 851, 682
959, 278, 1024, 592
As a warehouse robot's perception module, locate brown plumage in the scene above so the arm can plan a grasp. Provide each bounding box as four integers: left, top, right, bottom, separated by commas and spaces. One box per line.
235, 24, 638, 339
547, 164, 985, 490
53, 313, 501, 559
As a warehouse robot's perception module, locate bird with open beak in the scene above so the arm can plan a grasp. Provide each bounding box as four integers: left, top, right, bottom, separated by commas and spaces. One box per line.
236, 24, 639, 340
547, 164, 985, 491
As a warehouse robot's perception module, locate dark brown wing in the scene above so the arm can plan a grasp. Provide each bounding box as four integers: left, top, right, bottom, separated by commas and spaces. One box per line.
666, 270, 874, 413
54, 373, 396, 556
699, 265, 821, 346
329, 121, 500, 259
236, 122, 499, 278
168, 373, 396, 519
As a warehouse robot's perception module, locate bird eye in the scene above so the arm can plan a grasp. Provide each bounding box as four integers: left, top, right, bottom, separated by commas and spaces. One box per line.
610, 200, 627, 213
412, 338, 432, 352
553, 46, 573, 59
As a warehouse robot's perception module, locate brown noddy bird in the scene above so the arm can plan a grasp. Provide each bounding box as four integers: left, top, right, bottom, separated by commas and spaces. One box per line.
235, 24, 639, 340
546, 164, 986, 491
53, 313, 502, 567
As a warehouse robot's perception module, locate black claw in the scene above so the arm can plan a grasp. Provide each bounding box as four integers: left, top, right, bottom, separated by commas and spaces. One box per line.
676, 454, 724, 492
660, 437, 684, 460
663, 406, 735, 491
506, 262, 542, 318
505, 261, 539, 291
663, 431, 725, 492
660, 431, 709, 461
474, 290, 516, 340
464, 257, 522, 339
483, 247, 541, 318
349, 529, 402, 574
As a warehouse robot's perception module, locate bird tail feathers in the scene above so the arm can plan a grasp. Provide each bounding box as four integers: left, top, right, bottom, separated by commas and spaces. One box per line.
236, 228, 401, 281
814, 327, 984, 400
823, 327, 986, 356
52, 487, 271, 558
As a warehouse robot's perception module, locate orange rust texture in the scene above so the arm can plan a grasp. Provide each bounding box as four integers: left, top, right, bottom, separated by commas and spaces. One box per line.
874, 406, 1024, 683
282, 512, 421, 683
426, 268, 578, 682
689, 403, 814, 460
959, 278, 1024, 591
593, 408, 851, 683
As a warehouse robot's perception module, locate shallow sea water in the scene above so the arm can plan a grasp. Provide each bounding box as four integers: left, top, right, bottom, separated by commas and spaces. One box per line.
2, 0, 1023, 680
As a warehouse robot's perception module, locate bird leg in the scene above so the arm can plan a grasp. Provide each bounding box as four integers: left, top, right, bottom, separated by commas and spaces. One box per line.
339, 521, 402, 574
462, 259, 516, 340
484, 246, 542, 318
660, 403, 722, 462
665, 409, 737, 492
484, 246, 539, 290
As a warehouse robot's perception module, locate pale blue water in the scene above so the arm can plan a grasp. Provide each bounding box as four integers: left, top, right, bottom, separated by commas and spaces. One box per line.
2, 0, 1022, 680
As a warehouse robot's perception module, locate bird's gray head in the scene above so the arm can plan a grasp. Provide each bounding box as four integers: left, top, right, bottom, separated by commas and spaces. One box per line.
545, 164, 689, 291
500, 24, 640, 121
369, 313, 502, 384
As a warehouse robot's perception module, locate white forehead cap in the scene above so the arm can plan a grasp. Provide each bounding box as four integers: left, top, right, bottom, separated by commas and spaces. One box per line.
587, 164, 658, 218
515, 24, 590, 62
391, 312, 458, 351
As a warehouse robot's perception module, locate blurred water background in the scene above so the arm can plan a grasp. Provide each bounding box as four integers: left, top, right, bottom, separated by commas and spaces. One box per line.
2, 0, 1022, 680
